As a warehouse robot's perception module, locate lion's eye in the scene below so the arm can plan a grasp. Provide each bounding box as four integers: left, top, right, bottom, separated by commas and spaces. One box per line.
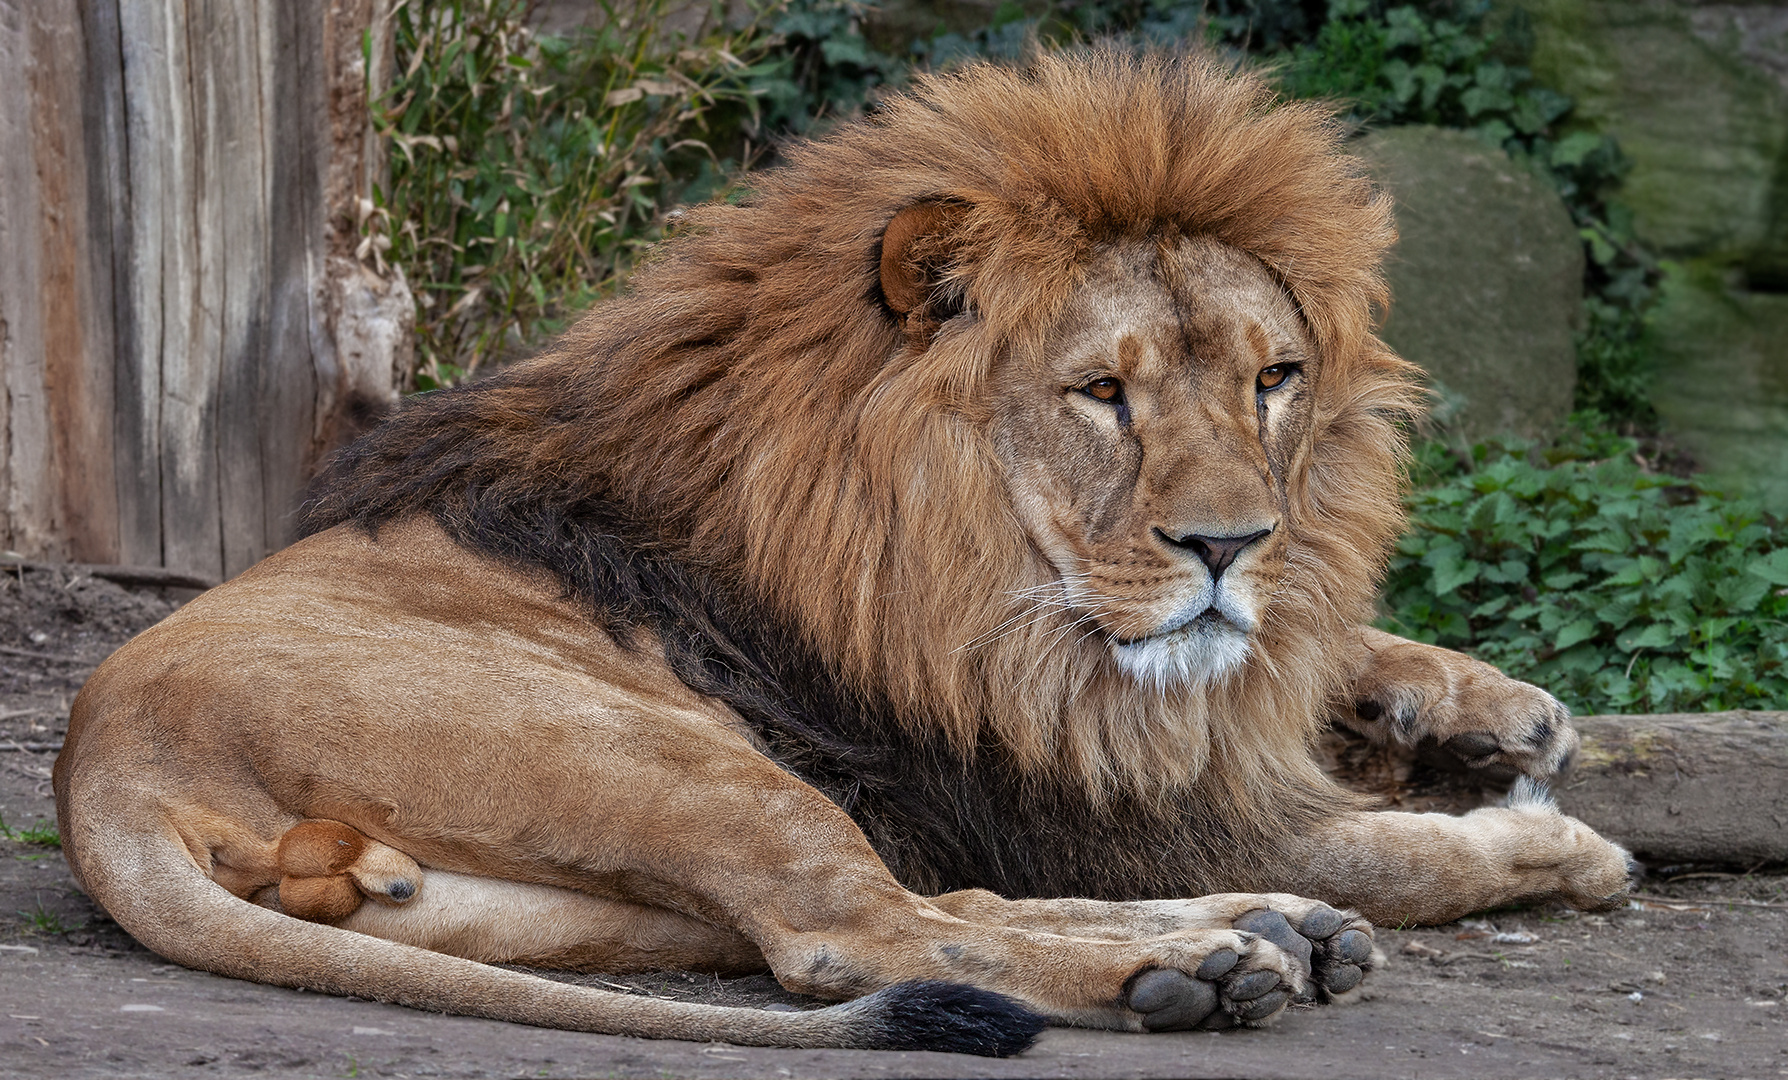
1080, 377, 1124, 403
1257, 363, 1299, 392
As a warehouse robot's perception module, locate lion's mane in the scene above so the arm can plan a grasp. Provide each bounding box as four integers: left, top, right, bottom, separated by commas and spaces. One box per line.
306, 51, 1420, 898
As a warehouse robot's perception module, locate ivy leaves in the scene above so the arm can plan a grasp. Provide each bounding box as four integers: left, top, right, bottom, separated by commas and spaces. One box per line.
1381, 424, 1788, 714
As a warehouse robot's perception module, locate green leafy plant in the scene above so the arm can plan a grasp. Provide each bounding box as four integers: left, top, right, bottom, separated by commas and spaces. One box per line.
1381, 419, 1788, 713
1278, 1, 1570, 140
747, 0, 910, 132
18, 903, 76, 936
372, 0, 768, 385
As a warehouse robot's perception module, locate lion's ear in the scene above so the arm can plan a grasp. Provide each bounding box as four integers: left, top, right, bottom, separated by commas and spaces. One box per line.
879, 200, 968, 327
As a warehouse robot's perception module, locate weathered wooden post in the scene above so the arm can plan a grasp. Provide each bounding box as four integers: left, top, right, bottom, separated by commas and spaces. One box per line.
0, 0, 412, 583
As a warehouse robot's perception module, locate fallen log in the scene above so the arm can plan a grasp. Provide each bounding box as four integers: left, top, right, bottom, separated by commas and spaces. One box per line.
1322, 711, 1788, 866
1559, 711, 1788, 866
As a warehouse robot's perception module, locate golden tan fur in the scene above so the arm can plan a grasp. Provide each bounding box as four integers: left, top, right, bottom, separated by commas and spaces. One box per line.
56, 52, 1632, 1052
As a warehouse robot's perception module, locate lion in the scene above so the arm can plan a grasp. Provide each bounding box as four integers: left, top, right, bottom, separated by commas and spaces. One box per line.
54, 51, 1632, 1057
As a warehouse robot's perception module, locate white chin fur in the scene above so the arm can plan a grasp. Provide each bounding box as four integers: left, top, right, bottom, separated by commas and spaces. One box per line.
1111, 618, 1252, 693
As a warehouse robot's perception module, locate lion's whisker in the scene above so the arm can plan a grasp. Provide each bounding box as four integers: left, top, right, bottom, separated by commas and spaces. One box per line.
952, 597, 1075, 654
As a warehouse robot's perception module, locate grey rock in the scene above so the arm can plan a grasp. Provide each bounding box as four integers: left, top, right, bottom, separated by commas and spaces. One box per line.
1503, 0, 1788, 280
1357, 125, 1584, 442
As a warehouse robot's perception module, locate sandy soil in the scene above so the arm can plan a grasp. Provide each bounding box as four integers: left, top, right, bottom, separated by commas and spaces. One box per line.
2, 564, 1784, 1079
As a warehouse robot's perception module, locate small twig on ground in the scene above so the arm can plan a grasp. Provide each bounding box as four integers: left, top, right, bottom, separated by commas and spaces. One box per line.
1435, 951, 1504, 965
0, 742, 63, 753
588, 977, 683, 998
1630, 893, 1788, 911
0, 646, 90, 666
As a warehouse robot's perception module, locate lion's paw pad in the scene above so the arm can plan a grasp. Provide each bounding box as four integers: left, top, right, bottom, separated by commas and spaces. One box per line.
1234, 909, 1312, 967
1127, 968, 1219, 1031
1124, 954, 1297, 1031
1236, 903, 1377, 1003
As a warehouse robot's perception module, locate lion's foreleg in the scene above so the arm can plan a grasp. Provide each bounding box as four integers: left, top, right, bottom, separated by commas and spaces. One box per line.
926, 889, 1378, 1000
1270, 785, 1636, 926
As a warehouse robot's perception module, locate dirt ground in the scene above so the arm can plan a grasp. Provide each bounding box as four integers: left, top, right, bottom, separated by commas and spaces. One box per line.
2, 564, 1785, 1079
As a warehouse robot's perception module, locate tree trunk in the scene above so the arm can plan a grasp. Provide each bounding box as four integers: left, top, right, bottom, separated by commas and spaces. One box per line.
0, 0, 410, 581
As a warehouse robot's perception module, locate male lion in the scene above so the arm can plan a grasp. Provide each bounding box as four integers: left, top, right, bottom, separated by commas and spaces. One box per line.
55, 52, 1632, 1056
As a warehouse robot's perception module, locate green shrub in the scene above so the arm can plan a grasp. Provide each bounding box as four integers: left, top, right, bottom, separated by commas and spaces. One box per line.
748, 0, 910, 131
1279, 0, 1572, 141
1381, 419, 1788, 713
371, 0, 766, 385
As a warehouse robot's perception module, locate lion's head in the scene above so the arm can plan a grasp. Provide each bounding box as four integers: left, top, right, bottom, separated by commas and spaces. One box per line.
310, 50, 1420, 807
979, 235, 1316, 693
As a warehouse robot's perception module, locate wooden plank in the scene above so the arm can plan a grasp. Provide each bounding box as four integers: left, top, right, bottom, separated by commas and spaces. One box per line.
257, 0, 327, 570
0, 557, 218, 591
83, 0, 161, 568
0, 2, 26, 553
1559, 711, 1788, 866
115, 0, 181, 571
33, 3, 120, 563
193, 0, 276, 578
0, 0, 56, 558
153, 0, 223, 582
5, 0, 400, 577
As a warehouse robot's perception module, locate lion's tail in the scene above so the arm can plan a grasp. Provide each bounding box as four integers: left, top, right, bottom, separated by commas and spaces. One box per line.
65, 810, 1044, 1057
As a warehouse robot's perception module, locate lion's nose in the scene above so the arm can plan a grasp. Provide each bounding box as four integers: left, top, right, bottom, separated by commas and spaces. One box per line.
1156, 527, 1273, 581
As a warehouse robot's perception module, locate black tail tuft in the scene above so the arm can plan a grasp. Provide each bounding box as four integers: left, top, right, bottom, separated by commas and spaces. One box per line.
851, 980, 1047, 1057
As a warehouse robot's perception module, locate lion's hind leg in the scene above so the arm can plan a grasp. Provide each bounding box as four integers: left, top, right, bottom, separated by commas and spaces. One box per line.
335, 868, 769, 975
274, 818, 422, 923
928, 888, 1379, 1027
270, 820, 770, 974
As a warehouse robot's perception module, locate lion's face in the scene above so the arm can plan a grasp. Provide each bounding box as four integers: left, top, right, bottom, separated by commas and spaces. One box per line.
989, 237, 1316, 691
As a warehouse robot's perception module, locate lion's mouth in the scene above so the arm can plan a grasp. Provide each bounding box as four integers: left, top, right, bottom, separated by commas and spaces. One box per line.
1108, 608, 1253, 690
1110, 607, 1237, 647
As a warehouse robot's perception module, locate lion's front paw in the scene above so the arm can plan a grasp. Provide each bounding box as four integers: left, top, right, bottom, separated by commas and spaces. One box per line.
1350, 646, 1579, 781
1502, 778, 1638, 911
1121, 901, 1377, 1030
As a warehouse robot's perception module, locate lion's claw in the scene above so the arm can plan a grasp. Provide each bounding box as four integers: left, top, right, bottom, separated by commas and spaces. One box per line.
1441, 730, 1501, 762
